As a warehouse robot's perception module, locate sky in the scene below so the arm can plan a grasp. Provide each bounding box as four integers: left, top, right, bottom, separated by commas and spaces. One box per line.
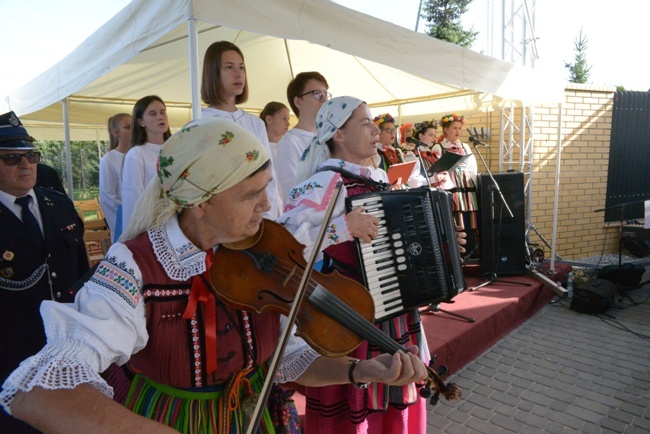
1, 0, 648, 113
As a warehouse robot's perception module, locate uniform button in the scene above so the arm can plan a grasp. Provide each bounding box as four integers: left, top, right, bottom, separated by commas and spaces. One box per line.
51, 272, 57, 278
48, 253, 52, 258
56, 292, 61, 298
225, 323, 233, 331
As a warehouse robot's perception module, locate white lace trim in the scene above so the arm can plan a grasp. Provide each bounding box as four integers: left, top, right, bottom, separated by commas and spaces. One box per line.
276, 345, 321, 384
0, 340, 113, 415
149, 217, 206, 281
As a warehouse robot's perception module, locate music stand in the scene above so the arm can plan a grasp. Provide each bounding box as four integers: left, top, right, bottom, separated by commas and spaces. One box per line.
468, 131, 530, 291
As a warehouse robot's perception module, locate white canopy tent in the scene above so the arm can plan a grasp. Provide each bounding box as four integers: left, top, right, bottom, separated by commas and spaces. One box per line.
3, 0, 567, 271
6, 0, 565, 141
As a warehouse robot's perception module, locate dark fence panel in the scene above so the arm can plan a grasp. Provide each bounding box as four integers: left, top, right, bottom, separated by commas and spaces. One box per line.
604, 91, 650, 222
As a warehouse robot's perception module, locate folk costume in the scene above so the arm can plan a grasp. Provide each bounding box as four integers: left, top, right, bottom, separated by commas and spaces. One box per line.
0, 111, 89, 433
275, 128, 317, 202
1, 118, 316, 434
280, 97, 429, 434
433, 115, 479, 252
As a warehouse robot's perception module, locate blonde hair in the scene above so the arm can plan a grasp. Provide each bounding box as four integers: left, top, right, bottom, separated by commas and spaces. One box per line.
107, 113, 130, 150
118, 176, 180, 242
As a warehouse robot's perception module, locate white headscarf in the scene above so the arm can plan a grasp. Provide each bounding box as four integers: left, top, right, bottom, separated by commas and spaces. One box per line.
294, 96, 364, 184
158, 117, 269, 208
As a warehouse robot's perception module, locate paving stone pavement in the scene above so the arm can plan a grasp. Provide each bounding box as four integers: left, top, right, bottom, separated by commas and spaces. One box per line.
426, 273, 650, 433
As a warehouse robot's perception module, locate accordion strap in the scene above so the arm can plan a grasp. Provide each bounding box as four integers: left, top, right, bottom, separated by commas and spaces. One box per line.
317, 166, 389, 191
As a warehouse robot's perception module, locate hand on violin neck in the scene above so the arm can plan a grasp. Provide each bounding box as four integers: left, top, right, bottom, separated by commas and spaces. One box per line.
346, 206, 379, 243
358, 346, 428, 386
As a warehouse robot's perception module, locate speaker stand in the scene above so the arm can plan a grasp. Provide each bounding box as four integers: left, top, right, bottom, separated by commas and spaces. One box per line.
420, 302, 475, 323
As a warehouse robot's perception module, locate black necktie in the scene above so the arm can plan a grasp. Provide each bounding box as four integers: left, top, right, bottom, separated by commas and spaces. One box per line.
15, 195, 43, 241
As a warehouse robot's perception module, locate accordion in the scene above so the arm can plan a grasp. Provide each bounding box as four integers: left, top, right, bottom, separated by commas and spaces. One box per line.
346, 188, 466, 322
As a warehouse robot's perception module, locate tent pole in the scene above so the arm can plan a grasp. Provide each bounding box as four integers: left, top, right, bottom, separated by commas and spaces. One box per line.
188, 18, 201, 121
549, 102, 562, 271
62, 97, 74, 200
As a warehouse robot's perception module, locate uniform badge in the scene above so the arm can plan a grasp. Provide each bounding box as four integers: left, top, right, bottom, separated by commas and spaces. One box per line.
0, 268, 14, 278
8, 113, 20, 126
2, 250, 14, 261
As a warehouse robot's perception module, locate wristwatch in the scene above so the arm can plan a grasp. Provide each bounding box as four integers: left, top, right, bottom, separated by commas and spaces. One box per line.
348, 359, 369, 389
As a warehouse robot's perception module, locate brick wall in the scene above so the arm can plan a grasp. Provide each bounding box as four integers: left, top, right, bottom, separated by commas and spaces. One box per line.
462, 84, 618, 260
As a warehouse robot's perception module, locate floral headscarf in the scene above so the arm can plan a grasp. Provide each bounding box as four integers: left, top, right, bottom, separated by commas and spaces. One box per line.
157, 117, 269, 208
295, 96, 364, 184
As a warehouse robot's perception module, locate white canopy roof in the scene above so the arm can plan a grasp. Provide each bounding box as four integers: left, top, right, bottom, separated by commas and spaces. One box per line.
7, 0, 564, 140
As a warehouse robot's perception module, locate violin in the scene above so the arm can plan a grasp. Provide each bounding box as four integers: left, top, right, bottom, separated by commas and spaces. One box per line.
209, 218, 461, 402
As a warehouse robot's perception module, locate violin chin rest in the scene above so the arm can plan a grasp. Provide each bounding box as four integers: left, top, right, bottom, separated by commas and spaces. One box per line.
222, 219, 265, 250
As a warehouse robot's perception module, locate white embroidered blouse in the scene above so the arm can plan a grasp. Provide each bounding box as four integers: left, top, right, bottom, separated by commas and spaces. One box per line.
278, 159, 389, 260
0, 215, 318, 414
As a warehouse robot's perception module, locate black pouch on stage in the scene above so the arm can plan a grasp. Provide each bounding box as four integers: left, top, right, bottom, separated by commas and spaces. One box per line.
597, 263, 645, 289
570, 278, 615, 314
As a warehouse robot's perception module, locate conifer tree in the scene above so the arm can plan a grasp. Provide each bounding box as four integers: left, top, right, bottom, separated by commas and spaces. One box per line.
564, 28, 592, 83
420, 0, 477, 48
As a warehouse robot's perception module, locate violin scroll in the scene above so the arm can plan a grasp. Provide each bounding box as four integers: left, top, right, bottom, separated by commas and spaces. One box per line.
419, 358, 462, 405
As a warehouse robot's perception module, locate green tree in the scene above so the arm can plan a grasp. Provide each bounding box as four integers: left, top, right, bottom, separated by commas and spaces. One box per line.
36, 140, 107, 197
564, 28, 592, 84
420, 0, 477, 48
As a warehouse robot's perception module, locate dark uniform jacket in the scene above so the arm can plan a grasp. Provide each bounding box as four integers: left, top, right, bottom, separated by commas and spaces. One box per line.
0, 186, 89, 433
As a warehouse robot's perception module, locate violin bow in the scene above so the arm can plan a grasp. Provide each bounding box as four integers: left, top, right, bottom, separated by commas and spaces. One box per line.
246, 180, 343, 434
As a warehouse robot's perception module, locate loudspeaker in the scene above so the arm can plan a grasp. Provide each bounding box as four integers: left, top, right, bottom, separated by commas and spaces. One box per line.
597, 263, 645, 289
478, 172, 526, 275
570, 278, 615, 314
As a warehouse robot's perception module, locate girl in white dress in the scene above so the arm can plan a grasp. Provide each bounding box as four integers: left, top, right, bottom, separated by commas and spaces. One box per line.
120, 95, 171, 235
200, 41, 283, 217
99, 113, 131, 241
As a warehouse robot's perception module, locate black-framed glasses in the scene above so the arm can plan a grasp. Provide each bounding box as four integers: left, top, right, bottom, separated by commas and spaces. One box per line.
0, 151, 41, 166
299, 90, 332, 102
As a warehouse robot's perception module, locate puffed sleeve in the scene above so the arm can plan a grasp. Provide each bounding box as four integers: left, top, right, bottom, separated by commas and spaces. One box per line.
0, 243, 148, 414
277, 172, 352, 260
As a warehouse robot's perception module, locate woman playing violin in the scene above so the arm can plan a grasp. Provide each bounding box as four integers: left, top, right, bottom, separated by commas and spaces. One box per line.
279, 97, 433, 434
0, 118, 427, 434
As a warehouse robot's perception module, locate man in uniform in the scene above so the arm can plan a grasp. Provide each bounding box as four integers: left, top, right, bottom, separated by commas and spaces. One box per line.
0, 111, 89, 433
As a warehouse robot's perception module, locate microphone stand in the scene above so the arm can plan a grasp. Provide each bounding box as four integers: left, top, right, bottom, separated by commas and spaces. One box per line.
468, 134, 530, 291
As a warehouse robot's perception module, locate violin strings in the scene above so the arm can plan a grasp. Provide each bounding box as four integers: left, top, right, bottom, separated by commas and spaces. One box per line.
267, 259, 405, 352
311, 288, 402, 355
261, 258, 398, 352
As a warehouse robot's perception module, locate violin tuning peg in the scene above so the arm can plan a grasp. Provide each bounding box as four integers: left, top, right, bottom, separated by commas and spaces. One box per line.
428, 354, 437, 367
429, 392, 440, 406
437, 365, 448, 377
419, 386, 432, 399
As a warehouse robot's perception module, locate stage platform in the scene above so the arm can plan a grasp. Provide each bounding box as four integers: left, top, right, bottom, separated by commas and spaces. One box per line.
420, 264, 557, 377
